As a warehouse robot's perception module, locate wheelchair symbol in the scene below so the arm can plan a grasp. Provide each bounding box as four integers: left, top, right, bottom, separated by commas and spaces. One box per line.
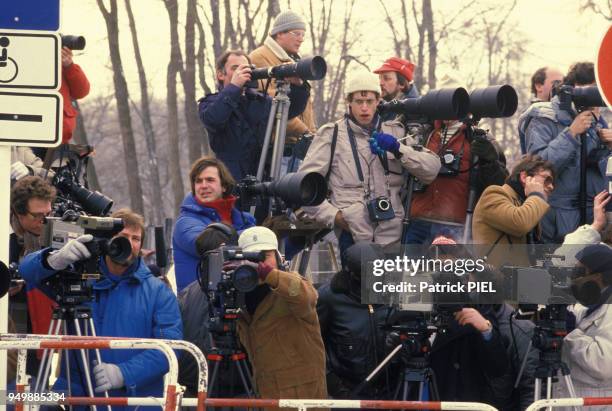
0, 37, 19, 83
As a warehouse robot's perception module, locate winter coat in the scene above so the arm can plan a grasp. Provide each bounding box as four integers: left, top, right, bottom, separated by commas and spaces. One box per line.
10, 146, 54, 180
519, 97, 610, 242
316, 271, 393, 398
488, 304, 538, 411
249, 36, 316, 138
411, 124, 507, 225
19, 251, 183, 411
429, 314, 509, 405
61, 63, 90, 143
199, 83, 309, 180
472, 184, 549, 266
172, 193, 255, 291
236, 268, 327, 405
299, 116, 440, 246
554, 293, 612, 409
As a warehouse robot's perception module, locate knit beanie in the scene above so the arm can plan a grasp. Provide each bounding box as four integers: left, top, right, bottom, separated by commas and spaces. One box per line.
270, 10, 306, 36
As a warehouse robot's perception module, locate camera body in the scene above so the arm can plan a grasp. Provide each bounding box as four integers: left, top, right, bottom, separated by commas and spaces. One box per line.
53, 167, 113, 217
438, 149, 462, 176
367, 196, 395, 222
202, 246, 266, 297
554, 84, 606, 113
40, 215, 130, 305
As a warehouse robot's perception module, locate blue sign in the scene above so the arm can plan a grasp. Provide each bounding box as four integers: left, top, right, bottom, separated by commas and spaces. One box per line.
0, 0, 60, 31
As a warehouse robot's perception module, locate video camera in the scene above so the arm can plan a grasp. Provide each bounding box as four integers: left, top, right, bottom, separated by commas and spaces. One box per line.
250, 56, 327, 82
40, 215, 131, 305
61, 35, 86, 51
553, 83, 606, 112
237, 171, 327, 212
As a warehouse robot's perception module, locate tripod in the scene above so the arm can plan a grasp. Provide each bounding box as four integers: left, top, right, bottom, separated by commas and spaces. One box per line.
516, 305, 578, 411
34, 303, 110, 411
393, 355, 440, 402
206, 314, 256, 410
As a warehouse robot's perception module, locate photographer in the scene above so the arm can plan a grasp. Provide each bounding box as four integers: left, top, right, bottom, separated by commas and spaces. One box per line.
299, 70, 440, 257
317, 242, 394, 399
520, 62, 611, 243
374, 57, 419, 123
554, 244, 612, 406
249, 10, 316, 141
172, 157, 255, 292
19, 208, 182, 404
11, 146, 54, 182
60, 46, 90, 144
530, 66, 563, 104
235, 226, 327, 402
199, 50, 309, 181
473, 155, 553, 265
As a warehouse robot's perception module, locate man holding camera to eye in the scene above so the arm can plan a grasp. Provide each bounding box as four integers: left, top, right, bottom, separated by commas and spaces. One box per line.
198, 50, 309, 181
299, 70, 440, 259
520, 62, 611, 243
17, 208, 182, 405
173, 156, 255, 292
250, 11, 316, 146
233, 226, 327, 404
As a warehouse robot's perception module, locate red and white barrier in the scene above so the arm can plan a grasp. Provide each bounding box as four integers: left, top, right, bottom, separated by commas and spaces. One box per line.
526, 397, 612, 410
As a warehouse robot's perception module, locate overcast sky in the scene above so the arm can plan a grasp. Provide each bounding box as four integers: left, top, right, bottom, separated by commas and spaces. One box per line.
60, 0, 610, 99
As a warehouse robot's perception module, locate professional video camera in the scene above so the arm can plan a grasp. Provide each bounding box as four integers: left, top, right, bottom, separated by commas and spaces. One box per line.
237, 171, 327, 212
199, 246, 266, 322
251, 56, 327, 82
500, 263, 580, 306
40, 215, 131, 305
61, 35, 86, 50
553, 83, 606, 112
377, 87, 470, 121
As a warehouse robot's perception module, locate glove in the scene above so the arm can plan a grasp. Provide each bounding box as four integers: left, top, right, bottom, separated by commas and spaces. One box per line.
257, 262, 274, 281
47, 234, 93, 271
11, 161, 30, 180
93, 361, 124, 392
470, 137, 498, 162
371, 132, 400, 156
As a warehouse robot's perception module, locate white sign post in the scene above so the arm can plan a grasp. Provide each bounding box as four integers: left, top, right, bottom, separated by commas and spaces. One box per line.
0, 26, 62, 405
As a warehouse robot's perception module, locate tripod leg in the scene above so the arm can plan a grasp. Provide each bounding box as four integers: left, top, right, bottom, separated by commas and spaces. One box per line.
561, 374, 579, 411
235, 359, 254, 398
88, 318, 112, 411
546, 376, 553, 411
74, 318, 98, 411
35, 318, 61, 393
256, 98, 280, 181
534, 378, 541, 401
427, 369, 440, 401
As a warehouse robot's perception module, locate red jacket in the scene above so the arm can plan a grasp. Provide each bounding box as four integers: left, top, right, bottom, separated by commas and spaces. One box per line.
411, 123, 472, 224
60, 63, 90, 143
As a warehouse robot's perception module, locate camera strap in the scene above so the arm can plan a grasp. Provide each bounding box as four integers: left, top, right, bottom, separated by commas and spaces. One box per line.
325, 124, 339, 182
346, 119, 369, 199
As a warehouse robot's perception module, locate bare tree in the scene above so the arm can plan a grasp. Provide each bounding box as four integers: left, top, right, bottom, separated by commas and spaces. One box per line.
583, 0, 612, 20
125, 0, 165, 224
163, 0, 186, 214
96, 0, 144, 213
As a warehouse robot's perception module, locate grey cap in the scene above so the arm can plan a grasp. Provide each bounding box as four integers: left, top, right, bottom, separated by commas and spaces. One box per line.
270, 10, 306, 36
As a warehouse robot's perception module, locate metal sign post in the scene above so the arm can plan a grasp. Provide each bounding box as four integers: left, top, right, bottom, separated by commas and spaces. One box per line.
0, 2, 62, 408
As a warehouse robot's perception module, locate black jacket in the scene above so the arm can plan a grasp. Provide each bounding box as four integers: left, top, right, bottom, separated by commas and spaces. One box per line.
429, 309, 509, 405
489, 304, 538, 411
316, 271, 393, 398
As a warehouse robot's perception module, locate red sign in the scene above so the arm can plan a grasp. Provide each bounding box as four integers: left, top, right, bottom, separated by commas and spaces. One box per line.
597, 25, 612, 109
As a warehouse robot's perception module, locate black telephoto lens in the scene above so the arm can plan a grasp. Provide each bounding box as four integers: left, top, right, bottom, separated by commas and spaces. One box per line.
469, 85, 518, 119
61, 35, 86, 51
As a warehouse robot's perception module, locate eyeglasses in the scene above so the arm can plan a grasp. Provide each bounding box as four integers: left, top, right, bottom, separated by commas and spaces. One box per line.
27, 210, 51, 222
288, 31, 306, 39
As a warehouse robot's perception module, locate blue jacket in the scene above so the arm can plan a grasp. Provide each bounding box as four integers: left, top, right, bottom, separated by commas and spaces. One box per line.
198, 83, 309, 180
172, 193, 255, 291
519, 96, 610, 242
19, 251, 183, 411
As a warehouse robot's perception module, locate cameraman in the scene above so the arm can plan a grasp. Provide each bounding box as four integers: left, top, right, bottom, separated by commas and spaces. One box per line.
19, 208, 182, 404
317, 242, 394, 399
235, 226, 327, 402
554, 244, 612, 405
299, 70, 440, 258
199, 50, 309, 181
473, 155, 554, 266
173, 157, 255, 292
520, 62, 611, 243
374, 57, 419, 122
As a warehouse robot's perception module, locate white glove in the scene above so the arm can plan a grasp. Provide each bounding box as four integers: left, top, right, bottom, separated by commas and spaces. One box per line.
11, 161, 30, 180
93, 361, 125, 392
47, 234, 94, 271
